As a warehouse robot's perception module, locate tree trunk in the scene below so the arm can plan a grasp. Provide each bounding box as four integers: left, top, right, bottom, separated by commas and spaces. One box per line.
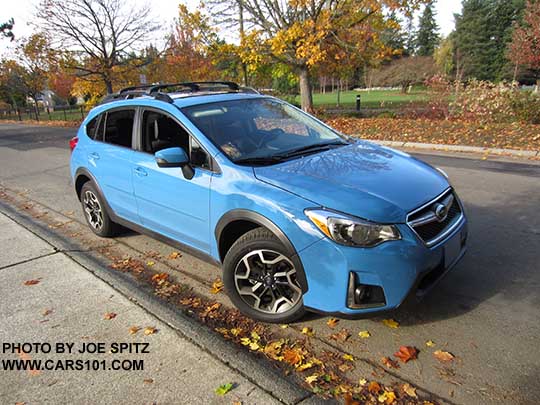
535, 78, 540, 94
238, 0, 248, 86
104, 78, 113, 94
298, 66, 313, 112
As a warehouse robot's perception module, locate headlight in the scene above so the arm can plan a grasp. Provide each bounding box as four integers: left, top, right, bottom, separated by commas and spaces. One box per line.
305, 209, 400, 247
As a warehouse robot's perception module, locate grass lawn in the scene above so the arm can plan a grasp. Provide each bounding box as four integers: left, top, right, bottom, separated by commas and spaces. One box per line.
296, 89, 429, 109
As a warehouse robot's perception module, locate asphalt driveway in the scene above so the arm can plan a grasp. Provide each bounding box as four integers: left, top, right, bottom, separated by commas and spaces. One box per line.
1, 122, 539, 404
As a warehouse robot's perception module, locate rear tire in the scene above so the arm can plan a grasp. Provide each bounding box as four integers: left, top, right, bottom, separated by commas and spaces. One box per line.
223, 227, 306, 323
80, 182, 119, 237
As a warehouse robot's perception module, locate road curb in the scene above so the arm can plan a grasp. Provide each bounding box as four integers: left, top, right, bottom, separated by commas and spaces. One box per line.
0, 200, 320, 405
370, 140, 539, 158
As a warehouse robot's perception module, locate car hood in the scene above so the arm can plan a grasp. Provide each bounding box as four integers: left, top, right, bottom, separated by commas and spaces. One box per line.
254, 141, 449, 223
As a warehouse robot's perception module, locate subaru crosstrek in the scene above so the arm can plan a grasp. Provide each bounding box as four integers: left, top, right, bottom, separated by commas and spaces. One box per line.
70, 81, 468, 323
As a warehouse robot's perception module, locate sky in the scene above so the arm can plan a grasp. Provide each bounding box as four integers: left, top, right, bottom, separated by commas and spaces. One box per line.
0, 0, 463, 57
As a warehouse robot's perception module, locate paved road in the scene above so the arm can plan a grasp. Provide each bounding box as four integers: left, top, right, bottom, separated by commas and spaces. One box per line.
1, 123, 539, 404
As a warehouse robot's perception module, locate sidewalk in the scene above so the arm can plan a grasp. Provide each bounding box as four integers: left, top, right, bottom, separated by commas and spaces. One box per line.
0, 211, 282, 404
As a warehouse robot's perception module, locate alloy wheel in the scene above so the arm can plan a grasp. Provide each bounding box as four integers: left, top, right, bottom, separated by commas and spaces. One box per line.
83, 190, 104, 230
234, 249, 302, 314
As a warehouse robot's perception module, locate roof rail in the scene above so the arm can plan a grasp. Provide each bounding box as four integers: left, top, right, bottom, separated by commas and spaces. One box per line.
147, 81, 240, 93
99, 81, 250, 105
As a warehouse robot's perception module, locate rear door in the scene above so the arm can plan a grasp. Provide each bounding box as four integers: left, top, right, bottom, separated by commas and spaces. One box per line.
131, 108, 213, 253
86, 108, 138, 223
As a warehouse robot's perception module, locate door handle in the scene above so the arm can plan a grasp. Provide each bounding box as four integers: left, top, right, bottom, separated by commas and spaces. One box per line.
134, 167, 148, 177
88, 152, 100, 160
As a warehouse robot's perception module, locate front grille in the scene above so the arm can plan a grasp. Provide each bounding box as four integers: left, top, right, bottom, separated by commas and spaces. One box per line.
407, 189, 463, 246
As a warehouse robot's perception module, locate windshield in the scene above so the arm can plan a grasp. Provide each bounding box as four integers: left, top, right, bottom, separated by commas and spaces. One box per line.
181, 98, 348, 164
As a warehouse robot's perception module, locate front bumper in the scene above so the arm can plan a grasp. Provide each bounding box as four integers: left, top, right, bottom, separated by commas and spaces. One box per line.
299, 215, 468, 316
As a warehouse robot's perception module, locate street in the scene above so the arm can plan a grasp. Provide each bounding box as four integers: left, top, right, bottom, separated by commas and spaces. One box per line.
1, 122, 539, 404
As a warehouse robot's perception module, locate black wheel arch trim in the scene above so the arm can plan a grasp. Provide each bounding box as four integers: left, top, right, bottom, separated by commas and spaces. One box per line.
215, 209, 309, 293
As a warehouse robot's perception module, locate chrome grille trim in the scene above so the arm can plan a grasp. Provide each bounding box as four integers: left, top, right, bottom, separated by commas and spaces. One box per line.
407, 188, 464, 247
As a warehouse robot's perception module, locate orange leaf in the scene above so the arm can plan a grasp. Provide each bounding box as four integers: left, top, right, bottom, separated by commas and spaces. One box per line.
368, 381, 381, 394
129, 326, 141, 335
23, 279, 40, 286
144, 327, 158, 335
330, 329, 351, 342
168, 251, 181, 259
283, 348, 303, 365
433, 350, 455, 362
103, 312, 117, 320
210, 278, 224, 294
326, 318, 339, 328
394, 346, 418, 363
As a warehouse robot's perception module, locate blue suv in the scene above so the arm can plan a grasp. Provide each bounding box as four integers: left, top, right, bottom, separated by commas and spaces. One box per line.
70, 82, 468, 323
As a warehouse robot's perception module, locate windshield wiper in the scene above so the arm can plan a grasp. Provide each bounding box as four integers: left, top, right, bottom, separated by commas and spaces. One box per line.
234, 155, 286, 166
280, 140, 348, 158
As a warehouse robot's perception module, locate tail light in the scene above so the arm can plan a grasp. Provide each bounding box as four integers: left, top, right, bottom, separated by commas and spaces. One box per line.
69, 136, 79, 152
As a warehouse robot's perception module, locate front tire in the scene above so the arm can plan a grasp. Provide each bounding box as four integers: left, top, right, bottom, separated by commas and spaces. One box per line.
80, 182, 119, 237
223, 228, 306, 323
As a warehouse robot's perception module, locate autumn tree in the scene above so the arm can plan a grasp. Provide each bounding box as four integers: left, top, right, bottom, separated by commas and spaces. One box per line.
371, 56, 437, 92
508, 0, 540, 90
35, 0, 158, 94
207, 0, 425, 111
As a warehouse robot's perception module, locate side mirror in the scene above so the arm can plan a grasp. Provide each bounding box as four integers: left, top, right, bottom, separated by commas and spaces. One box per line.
155, 147, 194, 179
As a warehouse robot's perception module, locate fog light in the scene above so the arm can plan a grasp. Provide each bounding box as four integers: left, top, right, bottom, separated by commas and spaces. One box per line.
347, 272, 386, 309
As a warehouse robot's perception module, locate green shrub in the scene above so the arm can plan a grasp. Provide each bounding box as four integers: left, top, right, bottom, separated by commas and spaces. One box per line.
509, 91, 540, 124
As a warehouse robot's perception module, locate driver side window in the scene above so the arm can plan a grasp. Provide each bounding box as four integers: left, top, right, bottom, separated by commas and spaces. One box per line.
141, 110, 211, 170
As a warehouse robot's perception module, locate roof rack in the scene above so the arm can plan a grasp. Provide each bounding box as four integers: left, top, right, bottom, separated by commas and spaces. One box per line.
99, 81, 257, 105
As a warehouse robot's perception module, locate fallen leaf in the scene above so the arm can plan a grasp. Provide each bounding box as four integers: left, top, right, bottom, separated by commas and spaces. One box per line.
23, 279, 40, 286
381, 356, 400, 369
338, 362, 353, 372
358, 330, 371, 338
433, 350, 455, 362
426, 340, 436, 347
143, 378, 154, 384
378, 390, 396, 404
151, 273, 168, 283
103, 312, 117, 320
401, 383, 417, 398
146, 261, 155, 266
368, 381, 381, 394
215, 382, 234, 396
297, 361, 314, 371
394, 346, 418, 363
283, 348, 304, 366
129, 326, 141, 335
359, 378, 367, 386
280, 324, 289, 329
301, 327, 314, 337
230, 328, 242, 337
344, 392, 361, 405
382, 319, 399, 329
343, 354, 354, 362
305, 374, 318, 384
263, 339, 285, 360
144, 327, 158, 335
168, 251, 181, 259
210, 278, 224, 294
327, 318, 339, 328
330, 328, 351, 342
42, 309, 53, 317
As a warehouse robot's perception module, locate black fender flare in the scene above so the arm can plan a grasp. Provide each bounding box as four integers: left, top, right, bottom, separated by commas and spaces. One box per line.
215, 209, 309, 293
74, 168, 114, 214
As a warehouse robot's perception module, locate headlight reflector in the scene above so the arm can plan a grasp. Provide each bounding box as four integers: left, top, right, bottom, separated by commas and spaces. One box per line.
305, 209, 400, 247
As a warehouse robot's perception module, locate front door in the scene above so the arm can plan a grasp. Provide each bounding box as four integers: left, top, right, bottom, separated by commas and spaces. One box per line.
132, 109, 212, 253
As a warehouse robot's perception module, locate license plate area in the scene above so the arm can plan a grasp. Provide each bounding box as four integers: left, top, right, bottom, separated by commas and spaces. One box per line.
444, 230, 462, 268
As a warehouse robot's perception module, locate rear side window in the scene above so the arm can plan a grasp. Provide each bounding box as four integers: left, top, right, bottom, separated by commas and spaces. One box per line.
103, 109, 135, 148
86, 116, 99, 139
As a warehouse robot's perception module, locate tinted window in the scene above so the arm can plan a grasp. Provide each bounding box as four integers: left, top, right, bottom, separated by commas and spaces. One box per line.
104, 109, 135, 148
95, 113, 106, 141
86, 116, 99, 139
141, 110, 211, 170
